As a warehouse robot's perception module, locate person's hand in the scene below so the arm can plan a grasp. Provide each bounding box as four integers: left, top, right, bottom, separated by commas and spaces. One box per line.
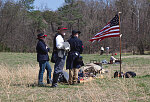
46, 46, 48, 49
65, 47, 70, 52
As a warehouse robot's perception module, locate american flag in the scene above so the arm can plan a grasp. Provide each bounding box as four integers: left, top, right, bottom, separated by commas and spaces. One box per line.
89, 14, 120, 42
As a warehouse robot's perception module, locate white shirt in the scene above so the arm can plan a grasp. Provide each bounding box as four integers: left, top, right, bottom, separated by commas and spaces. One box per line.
101, 47, 104, 51
106, 47, 109, 50
56, 35, 64, 49
110, 56, 117, 63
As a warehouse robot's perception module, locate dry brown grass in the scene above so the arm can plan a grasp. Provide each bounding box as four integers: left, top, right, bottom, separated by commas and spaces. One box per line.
0, 55, 150, 102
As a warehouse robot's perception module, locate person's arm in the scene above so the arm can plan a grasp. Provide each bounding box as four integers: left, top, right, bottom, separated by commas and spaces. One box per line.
111, 56, 117, 60
56, 35, 65, 49
38, 42, 49, 54
46, 46, 50, 52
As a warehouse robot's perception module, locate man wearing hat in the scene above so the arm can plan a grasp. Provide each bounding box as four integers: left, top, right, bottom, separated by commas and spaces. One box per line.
66, 30, 84, 85
36, 32, 52, 86
51, 26, 69, 87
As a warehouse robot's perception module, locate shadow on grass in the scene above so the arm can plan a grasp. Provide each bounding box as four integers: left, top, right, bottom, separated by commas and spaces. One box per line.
58, 82, 84, 88
24, 82, 84, 88
11, 83, 51, 88
136, 74, 150, 78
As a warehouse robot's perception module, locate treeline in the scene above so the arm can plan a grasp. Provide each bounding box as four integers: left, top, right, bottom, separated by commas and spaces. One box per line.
0, 0, 149, 54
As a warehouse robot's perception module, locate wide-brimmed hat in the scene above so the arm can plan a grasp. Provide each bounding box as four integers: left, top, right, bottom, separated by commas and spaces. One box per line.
37, 33, 47, 39
57, 26, 68, 31
72, 30, 81, 35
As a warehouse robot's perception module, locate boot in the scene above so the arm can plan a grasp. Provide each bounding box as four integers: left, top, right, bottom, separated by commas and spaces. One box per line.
47, 79, 52, 84
38, 82, 46, 87
51, 73, 59, 87
47, 75, 52, 84
38, 75, 45, 86
73, 77, 78, 85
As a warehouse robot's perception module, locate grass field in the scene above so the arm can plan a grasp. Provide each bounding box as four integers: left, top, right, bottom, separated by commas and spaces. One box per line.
0, 52, 150, 102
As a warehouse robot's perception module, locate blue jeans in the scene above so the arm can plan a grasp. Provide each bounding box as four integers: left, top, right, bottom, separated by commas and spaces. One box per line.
38, 61, 52, 83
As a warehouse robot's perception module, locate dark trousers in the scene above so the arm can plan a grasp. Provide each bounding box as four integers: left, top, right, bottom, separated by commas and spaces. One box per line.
100, 50, 104, 55
52, 56, 66, 86
38, 61, 52, 84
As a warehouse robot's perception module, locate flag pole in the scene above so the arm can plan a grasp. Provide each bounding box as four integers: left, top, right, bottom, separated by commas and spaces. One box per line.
118, 12, 122, 76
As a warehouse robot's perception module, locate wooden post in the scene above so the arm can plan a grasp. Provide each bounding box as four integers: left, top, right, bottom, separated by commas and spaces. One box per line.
118, 12, 122, 76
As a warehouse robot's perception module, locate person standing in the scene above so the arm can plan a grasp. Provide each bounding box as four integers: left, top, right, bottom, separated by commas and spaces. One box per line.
66, 30, 84, 85
36, 32, 52, 86
51, 26, 69, 87
100, 46, 104, 55
106, 46, 110, 55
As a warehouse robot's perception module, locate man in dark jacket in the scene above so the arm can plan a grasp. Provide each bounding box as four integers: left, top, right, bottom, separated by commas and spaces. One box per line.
36, 33, 52, 86
66, 30, 84, 85
51, 26, 68, 87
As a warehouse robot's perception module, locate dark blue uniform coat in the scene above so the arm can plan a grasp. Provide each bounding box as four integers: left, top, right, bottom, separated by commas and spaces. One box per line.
36, 39, 50, 62
66, 36, 83, 69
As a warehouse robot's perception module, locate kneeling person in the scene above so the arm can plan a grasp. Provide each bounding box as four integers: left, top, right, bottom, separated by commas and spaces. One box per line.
66, 30, 84, 85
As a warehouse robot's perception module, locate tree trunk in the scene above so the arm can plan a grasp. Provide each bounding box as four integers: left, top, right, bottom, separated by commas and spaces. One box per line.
137, 40, 144, 55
